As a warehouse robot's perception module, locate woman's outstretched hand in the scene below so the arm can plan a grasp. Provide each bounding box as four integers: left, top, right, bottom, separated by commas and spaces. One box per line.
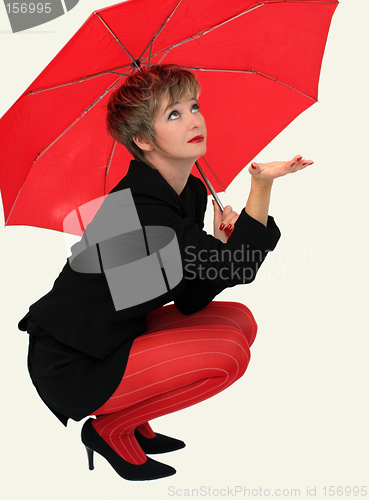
212, 155, 313, 241
249, 155, 313, 184
245, 154, 313, 226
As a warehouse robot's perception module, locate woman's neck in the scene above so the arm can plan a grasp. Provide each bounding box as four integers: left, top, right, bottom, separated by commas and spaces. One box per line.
144, 155, 196, 195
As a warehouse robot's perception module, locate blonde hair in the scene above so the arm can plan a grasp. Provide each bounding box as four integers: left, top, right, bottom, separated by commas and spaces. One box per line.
106, 64, 201, 165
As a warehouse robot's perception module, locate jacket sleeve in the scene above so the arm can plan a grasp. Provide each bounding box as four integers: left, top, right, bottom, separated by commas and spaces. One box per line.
133, 176, 281, 315
175, 212, 281, 314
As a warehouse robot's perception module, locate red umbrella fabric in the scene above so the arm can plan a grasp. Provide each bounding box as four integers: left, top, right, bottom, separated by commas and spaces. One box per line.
0, 0, 338, 233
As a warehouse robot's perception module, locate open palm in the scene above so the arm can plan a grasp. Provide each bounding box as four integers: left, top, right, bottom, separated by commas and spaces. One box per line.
249, 155, 313, 182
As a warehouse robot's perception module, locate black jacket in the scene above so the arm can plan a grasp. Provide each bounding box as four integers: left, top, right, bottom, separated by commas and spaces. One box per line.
19, 160, 281, 360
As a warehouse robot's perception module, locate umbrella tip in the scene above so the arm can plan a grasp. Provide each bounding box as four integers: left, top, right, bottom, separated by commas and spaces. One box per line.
131, 59, 143, 73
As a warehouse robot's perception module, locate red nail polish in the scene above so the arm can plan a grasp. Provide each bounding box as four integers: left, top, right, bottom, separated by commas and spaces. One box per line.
220, 223, 225, 230
227, 224, 232, 231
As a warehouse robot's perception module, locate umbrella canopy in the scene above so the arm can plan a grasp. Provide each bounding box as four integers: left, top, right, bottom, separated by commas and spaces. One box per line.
0, 0, 338, 233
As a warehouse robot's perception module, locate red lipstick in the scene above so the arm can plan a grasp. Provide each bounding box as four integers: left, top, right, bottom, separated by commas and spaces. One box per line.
188, 135, 204, 143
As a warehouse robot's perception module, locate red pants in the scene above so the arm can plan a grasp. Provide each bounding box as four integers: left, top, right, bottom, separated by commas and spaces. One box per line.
91, 301, 257, 464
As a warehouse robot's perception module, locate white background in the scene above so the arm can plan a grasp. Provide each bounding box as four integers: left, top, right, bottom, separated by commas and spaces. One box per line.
1, 1, 368, 499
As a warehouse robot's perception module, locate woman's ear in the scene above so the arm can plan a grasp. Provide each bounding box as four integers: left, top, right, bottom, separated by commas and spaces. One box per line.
133, 136, 153, 151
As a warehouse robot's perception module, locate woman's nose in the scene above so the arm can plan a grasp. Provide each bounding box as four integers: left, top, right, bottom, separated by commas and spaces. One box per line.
189, 112, 201, 128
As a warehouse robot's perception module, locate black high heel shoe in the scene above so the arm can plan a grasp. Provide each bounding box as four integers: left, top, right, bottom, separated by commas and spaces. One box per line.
134, 429, 185, 454
81, 418, 176, 481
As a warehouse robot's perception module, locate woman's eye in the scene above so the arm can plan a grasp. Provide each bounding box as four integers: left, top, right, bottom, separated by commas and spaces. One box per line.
168, 103, 199, 120
169, 110, 180, 120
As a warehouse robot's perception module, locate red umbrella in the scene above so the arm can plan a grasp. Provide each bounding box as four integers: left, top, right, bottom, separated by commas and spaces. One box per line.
0, 0, 338, 233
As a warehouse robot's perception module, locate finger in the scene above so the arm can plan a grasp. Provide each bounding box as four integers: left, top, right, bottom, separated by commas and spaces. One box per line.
249, 162, 260, 175
292, 155, 303, 163
290, 156, 314, 173
225, 219, 238, 233
220, 205, 234, 226
229, 214, 240, 226
224, 226, 233, 239
294, 159, 314, 172
301, 159, 314, 166
288, 155, 303, 172
212, 199, 223, 219
220, 212, 239, 231
226, 213, 240, 226
293, 156, 314, 167
212, 199, 222, 212
222, 205, 233, 216
225, 215, 240, 237
212, 199, 225, 226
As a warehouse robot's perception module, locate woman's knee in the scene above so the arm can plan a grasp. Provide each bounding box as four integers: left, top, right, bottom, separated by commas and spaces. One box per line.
214, 327, 250, 381
210, 301, 258, 347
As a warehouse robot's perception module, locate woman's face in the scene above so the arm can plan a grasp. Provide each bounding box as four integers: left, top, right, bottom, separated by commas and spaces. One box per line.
152, 95, 207, 162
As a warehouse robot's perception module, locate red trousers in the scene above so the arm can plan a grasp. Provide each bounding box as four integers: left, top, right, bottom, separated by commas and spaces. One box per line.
91, 301, 257, 464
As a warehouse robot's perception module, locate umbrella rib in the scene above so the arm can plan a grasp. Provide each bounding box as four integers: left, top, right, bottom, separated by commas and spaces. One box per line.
105, 140, 117, 195
95, 13, 141, 71
141, 0, 337, 64
141, 2, 265, 62
147, 42, 154, 69
138, 0, 183, 64
4, 187, 24, 226
25, 65, 132, 95
184, 67, 318, 102
157, 50, 171, 66
34, 75, 125, 162
7, 75, 125, 225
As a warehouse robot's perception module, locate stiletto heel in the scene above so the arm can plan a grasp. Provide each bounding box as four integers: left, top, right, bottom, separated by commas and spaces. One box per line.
81, 418, 176, 481
85, 446, 94, 470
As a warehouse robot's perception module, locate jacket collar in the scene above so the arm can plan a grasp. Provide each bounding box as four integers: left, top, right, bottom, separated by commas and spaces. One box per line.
127, 160, 197, 221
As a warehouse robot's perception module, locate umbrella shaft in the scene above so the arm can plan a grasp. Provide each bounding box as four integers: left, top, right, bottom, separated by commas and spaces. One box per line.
195, 161, 224, 212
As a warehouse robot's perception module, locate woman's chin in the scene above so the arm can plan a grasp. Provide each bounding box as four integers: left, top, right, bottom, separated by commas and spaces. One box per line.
196, 144, 207, 157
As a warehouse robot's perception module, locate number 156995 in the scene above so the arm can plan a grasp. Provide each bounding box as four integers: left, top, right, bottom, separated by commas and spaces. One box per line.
6, 3, 52, 14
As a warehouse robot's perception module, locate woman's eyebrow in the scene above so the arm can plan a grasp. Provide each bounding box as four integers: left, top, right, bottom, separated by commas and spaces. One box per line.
164, 97, 197, 114
164, 101, 179, 113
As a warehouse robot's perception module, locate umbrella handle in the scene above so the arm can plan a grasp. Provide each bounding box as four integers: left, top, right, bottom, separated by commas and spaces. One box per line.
195, 161, 224, 212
